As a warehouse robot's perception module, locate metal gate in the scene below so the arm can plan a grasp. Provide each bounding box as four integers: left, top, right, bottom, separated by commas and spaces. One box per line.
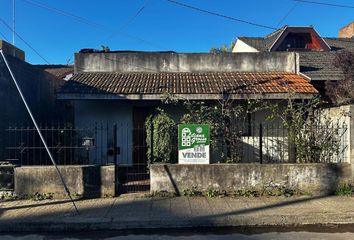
115, 124, 150, 194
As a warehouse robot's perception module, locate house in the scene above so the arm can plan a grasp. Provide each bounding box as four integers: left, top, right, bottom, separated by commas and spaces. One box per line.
35, 64, 74, 81
0, 40, 70, 162
57, 50, 317, 165
232, 23, 354, 94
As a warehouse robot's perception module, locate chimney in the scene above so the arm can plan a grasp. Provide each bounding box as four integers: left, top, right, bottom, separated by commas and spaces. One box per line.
339, 22, 354, 38
0, 40, 25, 61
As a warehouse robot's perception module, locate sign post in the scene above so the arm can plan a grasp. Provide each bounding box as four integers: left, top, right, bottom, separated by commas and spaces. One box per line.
178, 124, 210, 164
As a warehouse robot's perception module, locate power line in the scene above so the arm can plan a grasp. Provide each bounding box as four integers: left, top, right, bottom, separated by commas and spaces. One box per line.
21, 0, 168, 50
20, 0, 105, 29
293, 0, 354, 9
165, 0, 277, 30
0, 18, 50, 63
277, 2, 299, 27
103, 0, 151, 44
0, 30, 9, 42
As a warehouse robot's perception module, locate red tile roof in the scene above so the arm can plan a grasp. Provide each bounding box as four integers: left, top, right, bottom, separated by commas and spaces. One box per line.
59, 72, 317, 98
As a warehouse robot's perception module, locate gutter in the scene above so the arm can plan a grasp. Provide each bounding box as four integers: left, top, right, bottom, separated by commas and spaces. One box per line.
57, 93, 317, 101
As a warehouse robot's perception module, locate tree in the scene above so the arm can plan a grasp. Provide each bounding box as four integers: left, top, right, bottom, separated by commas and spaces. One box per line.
325, 50, 354, 105
209, 40, 236, 53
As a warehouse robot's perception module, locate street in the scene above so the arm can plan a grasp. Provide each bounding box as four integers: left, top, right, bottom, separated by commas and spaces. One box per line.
2, 231, 354, 240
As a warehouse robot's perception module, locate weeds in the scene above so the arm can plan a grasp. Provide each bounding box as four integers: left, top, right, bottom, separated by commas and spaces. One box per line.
147, 191, 177, 198
205, 188, 227, 198
335, 183, 353, 196
182, 187, 202, 197
234, 189, 260, 198
29, 192, 54, 201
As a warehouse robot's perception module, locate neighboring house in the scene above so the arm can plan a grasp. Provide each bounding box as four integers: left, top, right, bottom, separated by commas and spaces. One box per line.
35, 64, 74, 81
57, 51, 317, 165
232, 23, 354, 94
0, 40, 70, 161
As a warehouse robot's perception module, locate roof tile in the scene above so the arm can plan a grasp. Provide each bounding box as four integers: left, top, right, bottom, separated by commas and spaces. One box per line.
60, 72, 317, 96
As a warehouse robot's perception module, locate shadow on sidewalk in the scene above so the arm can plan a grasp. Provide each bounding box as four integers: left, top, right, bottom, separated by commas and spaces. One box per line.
0, 194, 339, 227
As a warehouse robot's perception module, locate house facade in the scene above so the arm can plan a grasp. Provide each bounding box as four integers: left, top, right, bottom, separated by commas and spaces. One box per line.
57, 51, 317, 165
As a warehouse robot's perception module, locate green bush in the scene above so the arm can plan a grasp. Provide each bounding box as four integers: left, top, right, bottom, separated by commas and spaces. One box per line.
335, 183, 353, 196
145, 109, 177, 165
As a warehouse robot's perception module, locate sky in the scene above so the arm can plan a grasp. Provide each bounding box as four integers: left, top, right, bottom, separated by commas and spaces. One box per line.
1, 0, 354, 64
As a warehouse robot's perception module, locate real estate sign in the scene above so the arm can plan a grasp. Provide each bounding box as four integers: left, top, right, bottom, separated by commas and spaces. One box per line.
178, 124, 210, 164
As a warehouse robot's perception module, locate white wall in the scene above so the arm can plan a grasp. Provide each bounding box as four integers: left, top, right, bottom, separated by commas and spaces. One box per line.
232, 39, 259, 53
320, 105, 354, 164
74, 100, 133, 165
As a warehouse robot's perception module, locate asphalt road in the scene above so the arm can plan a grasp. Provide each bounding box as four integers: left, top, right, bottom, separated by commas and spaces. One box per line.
2, 232, 354, 240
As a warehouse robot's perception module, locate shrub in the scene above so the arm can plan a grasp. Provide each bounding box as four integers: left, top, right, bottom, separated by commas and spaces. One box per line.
145, 108, 177, 165
335, 183, 353, 196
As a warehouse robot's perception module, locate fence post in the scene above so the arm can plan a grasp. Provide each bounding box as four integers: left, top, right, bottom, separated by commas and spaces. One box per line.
113, 124, 117, 165
150, 120, 154, 163
259, 123, 263, 164
288, 129, 296, 163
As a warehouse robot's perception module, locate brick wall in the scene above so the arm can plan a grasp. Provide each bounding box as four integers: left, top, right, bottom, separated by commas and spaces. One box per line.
339, 22, 354, 38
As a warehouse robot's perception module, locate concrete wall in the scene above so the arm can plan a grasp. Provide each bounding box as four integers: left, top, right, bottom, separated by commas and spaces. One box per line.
320, 105, 354, 164
0, 53, 69, 160
14, 165, 116, 198
151, 163, 352, 195
75, 52, 299, 74
0, 40, 25, 61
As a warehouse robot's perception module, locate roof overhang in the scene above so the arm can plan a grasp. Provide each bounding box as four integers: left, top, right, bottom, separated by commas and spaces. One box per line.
57, 92, 316, 101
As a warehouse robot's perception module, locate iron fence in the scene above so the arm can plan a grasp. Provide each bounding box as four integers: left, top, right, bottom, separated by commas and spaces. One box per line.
1, 122, 348, 193
211, 123, 348, 164
2, 122, 349, 165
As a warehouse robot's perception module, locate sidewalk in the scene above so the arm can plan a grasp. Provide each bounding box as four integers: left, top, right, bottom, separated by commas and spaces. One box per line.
1, 195, 354, 232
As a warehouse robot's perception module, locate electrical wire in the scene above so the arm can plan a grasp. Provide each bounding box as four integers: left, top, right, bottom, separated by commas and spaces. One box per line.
0, 30, 9, 42
103, 0, 151, 44
165, 0, 277, 30
20, 0, 105, 29
277, 2, 299, 27
21, 0, 168, 50
0, 17, 50, 64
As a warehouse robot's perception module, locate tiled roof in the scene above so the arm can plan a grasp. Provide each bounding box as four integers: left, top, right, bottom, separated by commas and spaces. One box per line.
35, 65, 74, 79
238, 26, 286, 52
323, 38, 354, 51
59, 72, 317, 98
238, 37, 270, 51
238, 36, 353, 81
299, 52, 343, 81
240, 37, 354, 52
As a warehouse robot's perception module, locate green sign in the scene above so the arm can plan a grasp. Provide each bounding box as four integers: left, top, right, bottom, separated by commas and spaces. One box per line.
178, 124, 210, 164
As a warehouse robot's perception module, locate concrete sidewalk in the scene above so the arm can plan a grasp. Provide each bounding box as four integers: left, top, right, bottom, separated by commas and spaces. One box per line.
1, 195, 354, 232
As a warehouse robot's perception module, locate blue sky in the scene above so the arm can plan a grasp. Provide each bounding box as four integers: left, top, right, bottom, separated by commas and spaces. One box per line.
1, 0, 354, 64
